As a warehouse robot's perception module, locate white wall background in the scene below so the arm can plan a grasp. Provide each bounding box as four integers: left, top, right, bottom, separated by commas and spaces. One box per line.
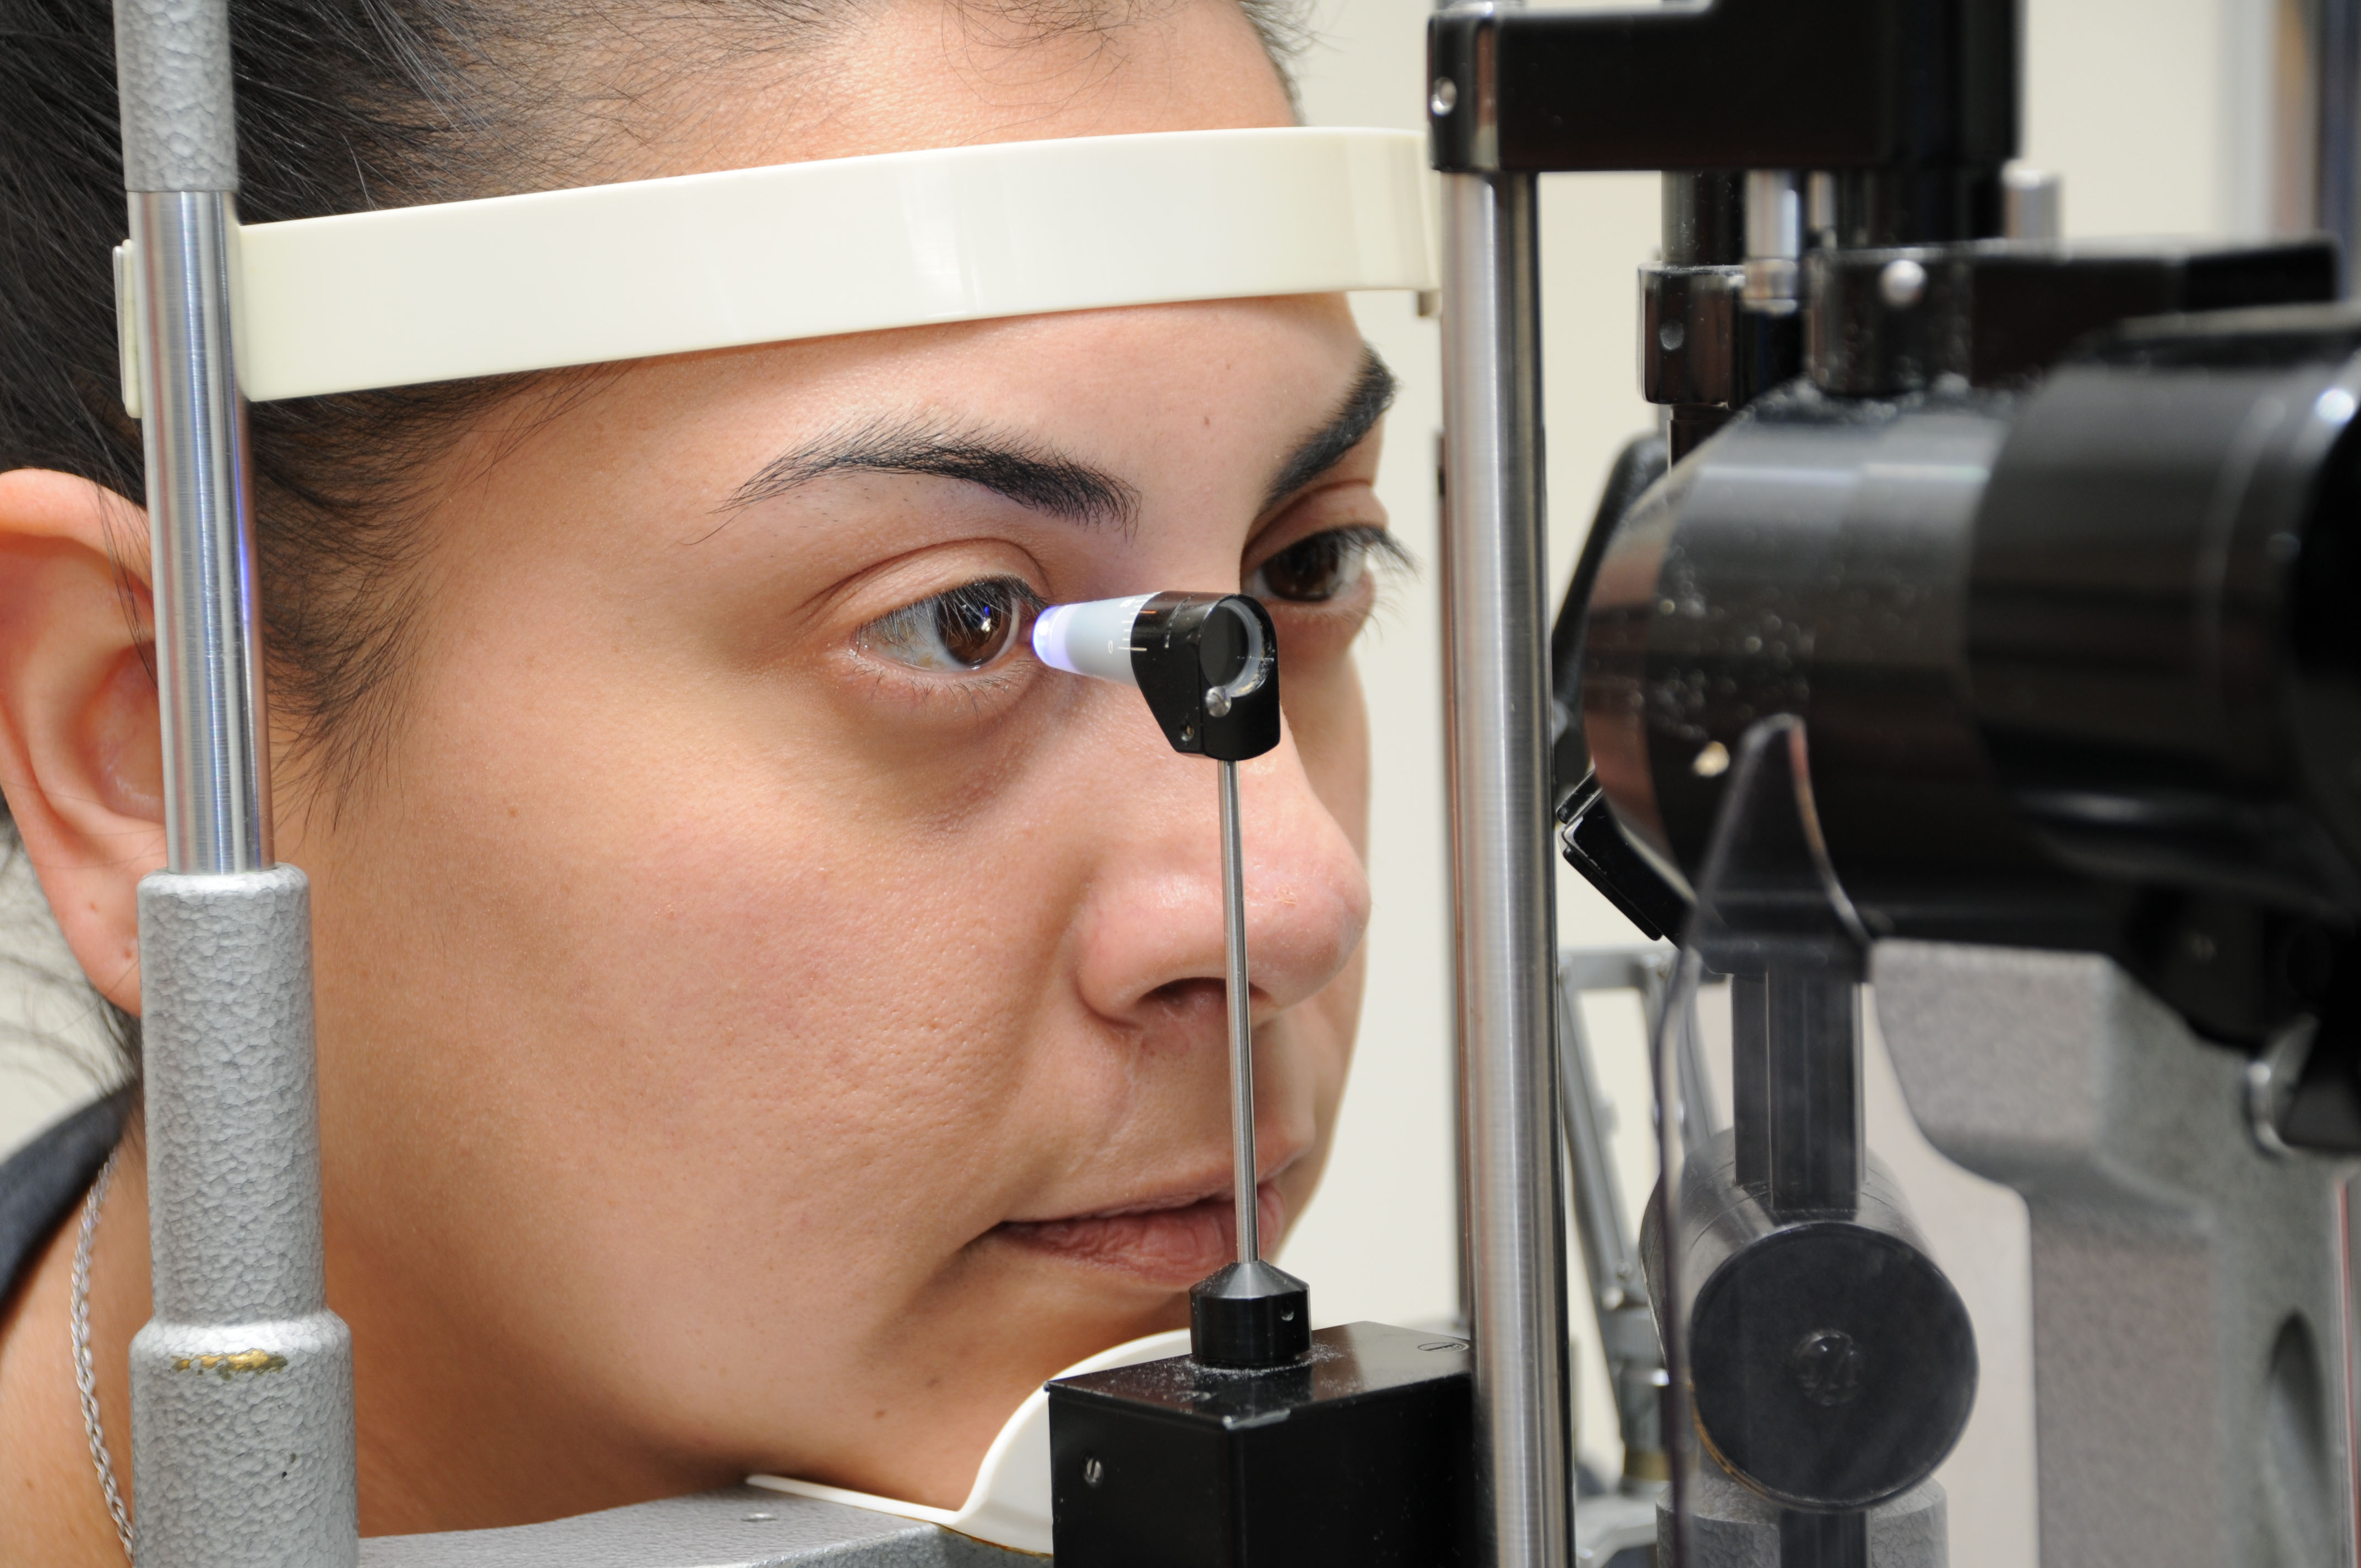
0, 3, 2292, 1564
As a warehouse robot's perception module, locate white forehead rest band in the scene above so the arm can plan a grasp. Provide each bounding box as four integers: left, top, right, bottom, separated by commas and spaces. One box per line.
114, 127, 1434, 411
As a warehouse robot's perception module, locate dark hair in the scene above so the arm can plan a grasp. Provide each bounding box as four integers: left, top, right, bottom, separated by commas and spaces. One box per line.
0, 0, 1304, 1083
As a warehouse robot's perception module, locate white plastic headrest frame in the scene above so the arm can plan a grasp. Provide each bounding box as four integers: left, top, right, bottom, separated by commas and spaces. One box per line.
115, 127, 1433, 411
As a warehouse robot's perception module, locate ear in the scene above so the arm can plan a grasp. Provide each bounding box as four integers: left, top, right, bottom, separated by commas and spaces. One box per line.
0, 469, 162, 1015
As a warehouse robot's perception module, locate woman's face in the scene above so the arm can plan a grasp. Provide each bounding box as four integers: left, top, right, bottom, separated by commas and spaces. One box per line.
268, 0, 1387, 1524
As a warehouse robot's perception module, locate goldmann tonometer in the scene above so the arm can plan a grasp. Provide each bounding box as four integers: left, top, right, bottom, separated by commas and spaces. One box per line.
1032, 591, 1304, 1362
1031, 592, 1476, 1566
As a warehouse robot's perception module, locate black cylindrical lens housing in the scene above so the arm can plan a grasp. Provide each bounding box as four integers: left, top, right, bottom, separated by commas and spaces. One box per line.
1130, 592, 1282, 763
1580, 305, 2361, 1059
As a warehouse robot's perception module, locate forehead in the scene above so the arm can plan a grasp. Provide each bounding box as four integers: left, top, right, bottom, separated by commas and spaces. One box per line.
558, 293, 1370, 516
638, 1, 1296, 180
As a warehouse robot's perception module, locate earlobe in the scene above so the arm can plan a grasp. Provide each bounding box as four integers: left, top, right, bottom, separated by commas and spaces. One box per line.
0, 468, 161, 1015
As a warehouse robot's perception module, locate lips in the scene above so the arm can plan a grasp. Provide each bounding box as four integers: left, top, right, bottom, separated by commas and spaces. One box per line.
995, 1181, 1290, 1289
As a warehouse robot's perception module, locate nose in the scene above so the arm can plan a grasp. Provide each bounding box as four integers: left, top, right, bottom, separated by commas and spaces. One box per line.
1065, 687, 1369, 1040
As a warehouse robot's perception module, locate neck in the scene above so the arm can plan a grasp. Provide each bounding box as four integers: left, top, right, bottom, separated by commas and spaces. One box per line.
0, 1119, 146, 1567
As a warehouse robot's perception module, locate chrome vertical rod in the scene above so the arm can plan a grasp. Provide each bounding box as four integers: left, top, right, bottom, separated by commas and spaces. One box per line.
114, 0, 356, 1561
1554, 973, 1639, 1313
2322, 0, 2361, 285
1439, 161, 1574, 1568
129, 189, 270, 876
2276, 0, 2361, 285
1221, 758, 1260, 1264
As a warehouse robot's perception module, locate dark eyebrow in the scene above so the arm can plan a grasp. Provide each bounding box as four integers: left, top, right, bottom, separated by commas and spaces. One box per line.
1261, 347, 1399, 513
723, 415, 1140, 532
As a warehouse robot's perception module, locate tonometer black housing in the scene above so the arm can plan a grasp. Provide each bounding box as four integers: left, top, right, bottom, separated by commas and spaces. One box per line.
1129, 592, 1282, 763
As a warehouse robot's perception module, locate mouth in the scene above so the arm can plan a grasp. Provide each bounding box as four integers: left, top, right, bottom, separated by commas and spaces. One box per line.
994, 1180, 1290, 1289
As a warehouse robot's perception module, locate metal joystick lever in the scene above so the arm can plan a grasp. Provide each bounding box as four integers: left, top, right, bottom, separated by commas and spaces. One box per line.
1033, 591, 1309, 1369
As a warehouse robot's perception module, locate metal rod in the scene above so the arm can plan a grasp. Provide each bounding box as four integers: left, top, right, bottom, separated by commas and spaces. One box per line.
2320, 0, 2361, 286
1556, 964, 1670, 1487
113, 0, 356, 1560
2276, 0, 2361, 285
1554, 970, 1639, 1311
1439, 159, 1574, 1568
1638, 958, 1722, 1159
129, 189, 271, 875
1220, 758, 1259, 1265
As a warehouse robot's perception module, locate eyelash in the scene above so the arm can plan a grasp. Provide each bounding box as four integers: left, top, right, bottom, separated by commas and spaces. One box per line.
1247, 525, 1413, 607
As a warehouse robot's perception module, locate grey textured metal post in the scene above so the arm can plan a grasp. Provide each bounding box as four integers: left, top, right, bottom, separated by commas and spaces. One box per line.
1220, 759, 1260, 1264
1876, 943, 2356, 1566
134, 872, 356, 1567
1438, 154, 1574, 1568
115, 0, 358, 1559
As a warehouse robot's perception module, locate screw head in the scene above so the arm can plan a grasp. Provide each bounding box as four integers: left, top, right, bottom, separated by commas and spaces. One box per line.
1430, 77, 1458, 116
1789, 1328, 1867, 1408
1083, 1457, 1105, 1487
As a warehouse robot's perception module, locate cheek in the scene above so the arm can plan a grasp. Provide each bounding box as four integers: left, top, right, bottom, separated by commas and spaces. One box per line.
306, 638, 1094, 1272
1279, 657, 1372, 859
1271, 661, 1372, 1160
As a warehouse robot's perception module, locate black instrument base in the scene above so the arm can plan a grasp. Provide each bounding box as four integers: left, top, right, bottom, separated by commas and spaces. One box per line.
1047, 1321, 1473, 1567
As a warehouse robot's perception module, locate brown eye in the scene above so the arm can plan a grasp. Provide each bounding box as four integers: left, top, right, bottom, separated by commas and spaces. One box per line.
1249, 527, 1396, 604
861, 579, 1040, 672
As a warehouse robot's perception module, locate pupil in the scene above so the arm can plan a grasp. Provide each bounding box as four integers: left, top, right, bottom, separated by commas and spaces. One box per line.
1263, 534, 1350, 602
938, 590, 1011, 667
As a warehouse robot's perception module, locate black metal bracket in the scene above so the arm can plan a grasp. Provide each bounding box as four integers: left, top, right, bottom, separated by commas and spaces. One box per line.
1808, 237, 2340, 396
1428, 0, 2018, 176
1558, 772, 1694, 944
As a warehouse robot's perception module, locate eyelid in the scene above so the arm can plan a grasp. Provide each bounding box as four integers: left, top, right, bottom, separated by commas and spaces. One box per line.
1250, 521, 1415, 580
871, 575, 1048, 629
1260, 419, 1391, 522
1250, 469, 1390, 551
856, 574, 1048, 676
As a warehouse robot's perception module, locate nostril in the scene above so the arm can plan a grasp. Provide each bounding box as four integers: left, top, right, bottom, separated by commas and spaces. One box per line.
1142, 977, 1231, 1017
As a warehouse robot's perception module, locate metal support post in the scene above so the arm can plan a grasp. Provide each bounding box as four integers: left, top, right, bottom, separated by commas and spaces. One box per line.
1438, 113, 1574, 1568
113, 0, 358, 1560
